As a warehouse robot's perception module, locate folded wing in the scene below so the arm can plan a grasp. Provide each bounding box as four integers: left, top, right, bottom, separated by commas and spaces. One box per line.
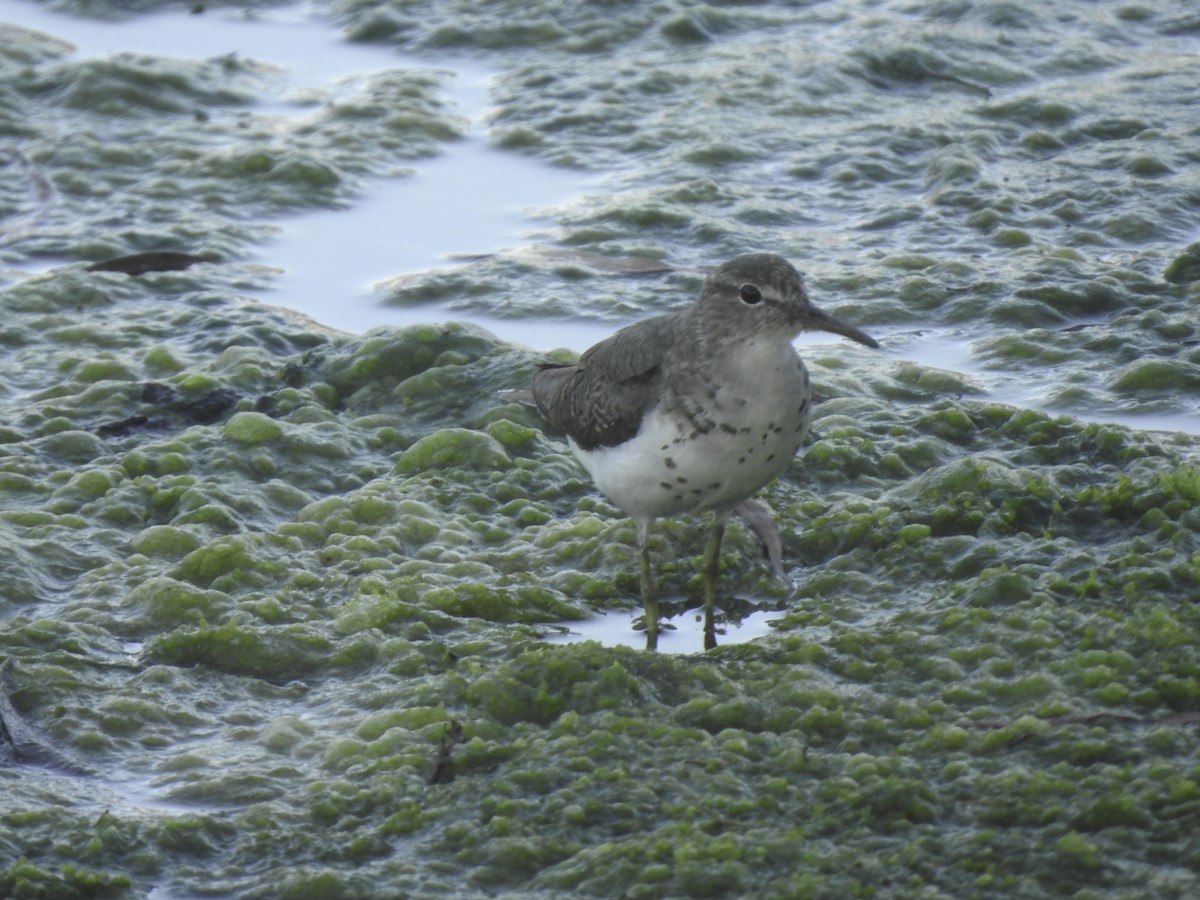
532, 316, 673, 451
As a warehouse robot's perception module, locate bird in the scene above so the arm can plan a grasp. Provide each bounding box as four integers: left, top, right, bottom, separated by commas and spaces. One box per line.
532, 253, 878, 650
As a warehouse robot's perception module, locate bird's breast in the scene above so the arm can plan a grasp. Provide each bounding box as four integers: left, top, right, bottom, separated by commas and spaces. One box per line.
573, 342, 812, 521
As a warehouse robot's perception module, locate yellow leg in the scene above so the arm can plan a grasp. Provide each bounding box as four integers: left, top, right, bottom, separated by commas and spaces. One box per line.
701, 518, 726, 651
641, 540, 659, 651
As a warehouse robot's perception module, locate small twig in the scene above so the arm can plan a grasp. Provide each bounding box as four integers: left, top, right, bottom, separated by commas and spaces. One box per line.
427, 720, 466, 785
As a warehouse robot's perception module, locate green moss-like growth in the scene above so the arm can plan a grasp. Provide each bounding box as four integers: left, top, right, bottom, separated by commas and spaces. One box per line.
1164, 242, 1200, 284
145, 619, 334, 679
4, 4, 1200, 898
224, 411, 284, 444
394, 428, 511, 473
0, 858, 132, 900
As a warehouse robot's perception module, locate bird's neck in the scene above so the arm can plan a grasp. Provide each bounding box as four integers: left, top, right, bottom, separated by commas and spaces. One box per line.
670, 326, 798, 381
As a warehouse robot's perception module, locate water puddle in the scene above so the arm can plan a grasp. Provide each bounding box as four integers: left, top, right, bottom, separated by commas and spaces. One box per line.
545, 603, 782, 654
0, 0, 595, 340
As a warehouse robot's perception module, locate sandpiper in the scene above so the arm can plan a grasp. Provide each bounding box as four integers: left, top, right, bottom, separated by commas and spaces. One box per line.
533, 253, 878, 650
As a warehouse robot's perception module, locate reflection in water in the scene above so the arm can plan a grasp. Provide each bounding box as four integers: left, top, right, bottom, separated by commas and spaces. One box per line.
545, 601, 783, 654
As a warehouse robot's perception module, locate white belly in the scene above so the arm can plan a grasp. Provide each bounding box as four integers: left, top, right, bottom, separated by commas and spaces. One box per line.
572, 340, 811, 523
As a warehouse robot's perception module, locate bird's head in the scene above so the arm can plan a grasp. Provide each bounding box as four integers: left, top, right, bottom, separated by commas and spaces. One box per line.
694, 253, 878, 349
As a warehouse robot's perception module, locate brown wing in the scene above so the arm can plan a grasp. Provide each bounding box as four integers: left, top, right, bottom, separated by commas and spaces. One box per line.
531, 316, 673, 451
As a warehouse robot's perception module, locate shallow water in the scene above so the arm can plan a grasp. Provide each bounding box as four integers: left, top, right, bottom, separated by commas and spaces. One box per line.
0, 0, 592, 336
7, 0, 1199, 434
544, 604, 781, 653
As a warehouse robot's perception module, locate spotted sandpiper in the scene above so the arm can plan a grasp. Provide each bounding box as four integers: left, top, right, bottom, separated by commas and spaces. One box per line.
533, 253, 878, 650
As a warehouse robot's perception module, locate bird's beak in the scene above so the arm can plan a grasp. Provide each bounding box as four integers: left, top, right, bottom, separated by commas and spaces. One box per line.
802, 305, 879, 349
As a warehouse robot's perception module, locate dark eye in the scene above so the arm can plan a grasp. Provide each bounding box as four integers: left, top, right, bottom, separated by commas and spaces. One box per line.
739, 284, 762, 305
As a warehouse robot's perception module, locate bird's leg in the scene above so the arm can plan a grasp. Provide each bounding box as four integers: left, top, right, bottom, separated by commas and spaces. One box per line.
641, 543, 659, 651
637, 519, 659, 651
701, 516, 727, 651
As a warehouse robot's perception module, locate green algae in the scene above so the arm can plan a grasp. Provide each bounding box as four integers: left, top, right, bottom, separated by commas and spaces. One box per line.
4, 266, 1200, 894
347, 0, 1200, 428
223, 410, 285, 444
393, 427, 510, 473
0, 24, 463, 267
0, 859, 133, 899
1164, 242, 1200, 285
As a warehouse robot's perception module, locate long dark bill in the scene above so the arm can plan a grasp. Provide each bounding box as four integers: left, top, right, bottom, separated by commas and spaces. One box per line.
802, 306, 879, 349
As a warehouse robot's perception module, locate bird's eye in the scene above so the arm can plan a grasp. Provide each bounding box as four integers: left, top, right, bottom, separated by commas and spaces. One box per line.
739, 284, 762, 305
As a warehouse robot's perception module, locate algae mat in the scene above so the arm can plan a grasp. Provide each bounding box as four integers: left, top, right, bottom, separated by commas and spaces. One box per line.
2, 0, 1200, 897
3, 270, 1200, 897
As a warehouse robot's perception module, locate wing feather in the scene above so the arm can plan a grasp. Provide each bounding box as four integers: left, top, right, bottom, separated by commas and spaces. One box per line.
531, 316, 673, 451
